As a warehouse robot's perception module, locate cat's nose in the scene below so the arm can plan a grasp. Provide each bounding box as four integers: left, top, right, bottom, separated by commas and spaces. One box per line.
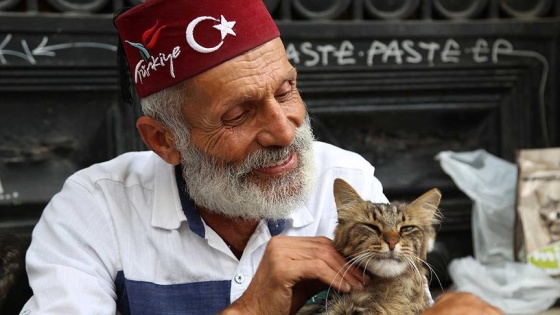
383, 232, 400, 250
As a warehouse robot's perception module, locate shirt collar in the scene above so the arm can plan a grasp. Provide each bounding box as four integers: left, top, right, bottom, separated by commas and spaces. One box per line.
174, 165, 205, 237
150, 156, 186, 230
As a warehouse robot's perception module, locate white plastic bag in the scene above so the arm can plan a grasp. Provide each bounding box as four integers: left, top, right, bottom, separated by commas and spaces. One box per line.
449, 257, 560, 314
437, 149, 517, 264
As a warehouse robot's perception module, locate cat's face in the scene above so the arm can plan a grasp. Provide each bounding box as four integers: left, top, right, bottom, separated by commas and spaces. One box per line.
332, 178, 441, 278
538, 196, 560, 241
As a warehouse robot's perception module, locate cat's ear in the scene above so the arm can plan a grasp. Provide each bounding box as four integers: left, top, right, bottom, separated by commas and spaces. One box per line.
333, 178, 363, 209
409, 188, 442, 223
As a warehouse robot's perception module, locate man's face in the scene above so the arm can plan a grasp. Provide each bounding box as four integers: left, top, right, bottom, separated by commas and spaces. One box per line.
176, 38, 314, 219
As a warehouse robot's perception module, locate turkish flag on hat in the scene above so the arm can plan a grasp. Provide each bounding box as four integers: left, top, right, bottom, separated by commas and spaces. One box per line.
114, 0, 280, 98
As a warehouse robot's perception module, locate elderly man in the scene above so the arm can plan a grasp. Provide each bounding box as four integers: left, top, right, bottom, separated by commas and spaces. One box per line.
21, 0, 502, 314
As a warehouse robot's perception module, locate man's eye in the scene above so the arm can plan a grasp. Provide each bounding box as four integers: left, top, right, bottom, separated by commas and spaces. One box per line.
276, 90, 291, 99
275, 81, 293, 100
222, 109, 248, 125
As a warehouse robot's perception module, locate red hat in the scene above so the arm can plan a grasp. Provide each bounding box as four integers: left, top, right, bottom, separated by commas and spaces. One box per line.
114, 0, 280, 98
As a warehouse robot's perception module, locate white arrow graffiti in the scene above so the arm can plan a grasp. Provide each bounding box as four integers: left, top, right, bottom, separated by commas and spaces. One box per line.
32, 36, 117, 56
0, 34, 32, 64
0, 34, 117, 65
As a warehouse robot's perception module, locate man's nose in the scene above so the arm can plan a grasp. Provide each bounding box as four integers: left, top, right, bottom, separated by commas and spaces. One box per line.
256, 99, 297, 148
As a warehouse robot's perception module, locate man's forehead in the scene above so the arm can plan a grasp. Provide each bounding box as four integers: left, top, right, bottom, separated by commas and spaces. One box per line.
194, 38, 295, 84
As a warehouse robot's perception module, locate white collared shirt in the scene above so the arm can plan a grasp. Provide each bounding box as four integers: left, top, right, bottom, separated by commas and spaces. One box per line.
21, 141, 387, 314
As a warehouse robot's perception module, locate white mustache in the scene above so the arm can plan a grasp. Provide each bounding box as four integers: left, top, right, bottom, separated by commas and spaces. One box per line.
179, 115, 316, 220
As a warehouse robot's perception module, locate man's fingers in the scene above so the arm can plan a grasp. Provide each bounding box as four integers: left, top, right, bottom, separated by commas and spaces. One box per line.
231, 236, 369, 315
266, 236, 366, 291
303, 238, 369, 288
285, 259, 354, 293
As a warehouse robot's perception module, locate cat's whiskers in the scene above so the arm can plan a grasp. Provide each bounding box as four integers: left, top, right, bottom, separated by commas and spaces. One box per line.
324, 251, 373, 313
402, 252, 444, 293
342, 249, 380, 281
361, 255, 376, 284
338, 251, 373, 285
341, 252, 370, 276
360, 253, 378, 279
404, 256, 423, 281
417, 256, 444, 291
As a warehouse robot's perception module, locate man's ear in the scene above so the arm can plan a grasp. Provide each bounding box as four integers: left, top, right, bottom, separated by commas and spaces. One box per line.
136, 116, 181, 165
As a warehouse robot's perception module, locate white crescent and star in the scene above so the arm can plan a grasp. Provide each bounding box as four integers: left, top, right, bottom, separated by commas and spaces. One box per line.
186, 15, 237, 54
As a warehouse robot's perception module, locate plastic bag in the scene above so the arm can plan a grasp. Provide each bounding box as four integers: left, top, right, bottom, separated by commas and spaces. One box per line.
449, 257, 560, 314
437, 149, 560, 314
437, 149, 517, 264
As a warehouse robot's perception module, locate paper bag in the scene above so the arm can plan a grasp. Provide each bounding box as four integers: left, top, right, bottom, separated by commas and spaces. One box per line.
516, 147, 560, 276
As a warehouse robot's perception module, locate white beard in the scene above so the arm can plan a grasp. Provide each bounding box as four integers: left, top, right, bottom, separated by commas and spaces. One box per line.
179, 116, 316, 220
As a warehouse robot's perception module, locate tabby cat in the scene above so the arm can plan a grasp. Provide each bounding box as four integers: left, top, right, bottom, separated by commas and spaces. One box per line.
299, 178, 441, 315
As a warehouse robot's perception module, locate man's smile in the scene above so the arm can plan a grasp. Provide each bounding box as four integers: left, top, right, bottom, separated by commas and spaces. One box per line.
254, 151, 297, 176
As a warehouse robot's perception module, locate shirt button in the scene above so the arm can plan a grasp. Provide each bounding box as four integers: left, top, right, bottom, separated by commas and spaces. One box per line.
234, 274, 245, 284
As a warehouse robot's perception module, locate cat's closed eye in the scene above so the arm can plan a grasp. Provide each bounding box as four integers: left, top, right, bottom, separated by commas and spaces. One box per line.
363, 223, 382, 234
400, 225, 416, 234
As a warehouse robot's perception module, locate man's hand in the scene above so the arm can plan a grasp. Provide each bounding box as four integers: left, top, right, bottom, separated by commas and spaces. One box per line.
220, 236, 367, 315
422, 292, 504, 315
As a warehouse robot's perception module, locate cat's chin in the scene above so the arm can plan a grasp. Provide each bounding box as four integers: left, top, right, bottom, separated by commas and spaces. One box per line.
365, 259, 407, 278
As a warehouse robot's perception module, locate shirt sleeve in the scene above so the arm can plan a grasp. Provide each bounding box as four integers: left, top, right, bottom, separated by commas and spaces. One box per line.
357, 163, 389, 204
21, 177, 120, 314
